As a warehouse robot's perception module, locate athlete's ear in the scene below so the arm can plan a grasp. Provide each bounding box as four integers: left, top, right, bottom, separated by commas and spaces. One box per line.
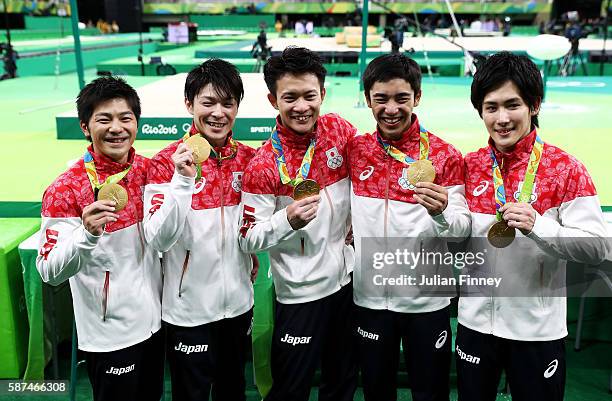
414, 90, 422, 107
185, 98, 194, 115
267, 93, 278, 110
80, 121, 91, 140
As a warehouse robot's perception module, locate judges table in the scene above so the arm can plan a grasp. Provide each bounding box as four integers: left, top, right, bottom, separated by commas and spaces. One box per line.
18, 230, 73, 380
0, 218, 41, 378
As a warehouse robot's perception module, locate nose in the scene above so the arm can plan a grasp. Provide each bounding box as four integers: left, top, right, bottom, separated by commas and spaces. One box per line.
384, 101, 399, 115
211, 103, 223, 118
109, 118, 122, 133
293, 97, 309, 113
497, 108, 510, 124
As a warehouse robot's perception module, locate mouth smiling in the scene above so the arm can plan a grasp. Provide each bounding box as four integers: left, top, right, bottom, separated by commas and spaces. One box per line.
291, 115, 311, 122
206, 121, 226, 129
105, 137, 128, 144
381, 116, 402, 126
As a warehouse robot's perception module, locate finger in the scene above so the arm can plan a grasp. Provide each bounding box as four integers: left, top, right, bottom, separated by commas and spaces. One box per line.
414, 187, 446, 202
414, 194, 438, 210
415, 182, 443, 191
296, 195, 321, 206
85, 201, 118, 215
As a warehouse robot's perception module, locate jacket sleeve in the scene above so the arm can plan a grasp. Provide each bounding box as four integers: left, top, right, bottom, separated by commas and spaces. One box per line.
237, 158, 295, 253
431, 148, 471, 241
528, 162, 610, 264
36, 216, 101, 286
143, 154, 195, 252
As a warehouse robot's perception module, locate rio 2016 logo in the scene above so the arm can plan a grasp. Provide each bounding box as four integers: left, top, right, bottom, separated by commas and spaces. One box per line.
141, 124, 181, 135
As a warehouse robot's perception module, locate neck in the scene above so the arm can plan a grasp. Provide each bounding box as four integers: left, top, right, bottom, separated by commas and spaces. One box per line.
92, 146, 129, 164
379, 130, 402, 142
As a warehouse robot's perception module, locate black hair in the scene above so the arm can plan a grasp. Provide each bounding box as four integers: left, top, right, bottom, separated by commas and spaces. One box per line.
184, 58, 244, 105
363, 53, 422, 99
263, 46, 327, 96
470, 51, 543, 127
77, 76, 141, 126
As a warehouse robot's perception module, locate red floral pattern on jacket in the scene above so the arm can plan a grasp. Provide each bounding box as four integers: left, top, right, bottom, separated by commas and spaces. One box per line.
147, 133, 257, 209
464, 130, 597, 215
348, 115, 464, 203
243, 113, 356, 196
41, 146, 148, 233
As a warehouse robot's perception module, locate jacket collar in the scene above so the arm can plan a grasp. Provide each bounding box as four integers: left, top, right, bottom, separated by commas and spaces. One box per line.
488, 128, 537, 166
275, 115, 317, 150
87, 145, 134, 175
375, 114, 421, 151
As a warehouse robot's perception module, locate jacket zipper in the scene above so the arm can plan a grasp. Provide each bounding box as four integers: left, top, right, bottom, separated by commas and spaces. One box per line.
384, 156, 391, 239
102, 271, 110, 321
178, 250, 190, 297
218, 158, 227, 317
384, 156, 391, 307
323, 187, 342, 284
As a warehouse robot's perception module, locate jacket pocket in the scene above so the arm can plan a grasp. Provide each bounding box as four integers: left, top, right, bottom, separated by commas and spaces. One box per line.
178, 250, 191, 298
102, 271, 110, 321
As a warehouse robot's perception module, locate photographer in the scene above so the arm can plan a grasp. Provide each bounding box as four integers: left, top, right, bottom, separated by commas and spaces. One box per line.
0, 43, 18, 80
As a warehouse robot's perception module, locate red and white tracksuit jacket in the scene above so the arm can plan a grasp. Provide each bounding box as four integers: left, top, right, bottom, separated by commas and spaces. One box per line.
238, 114, 356, 304
144, 134, 256, 327
460, 130, 609, 341
349, 115, 470, 313
36, 147, 162, 352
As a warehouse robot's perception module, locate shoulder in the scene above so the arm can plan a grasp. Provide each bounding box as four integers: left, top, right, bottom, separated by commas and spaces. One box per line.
41, 162, 84, 218
148, 141, 181, 183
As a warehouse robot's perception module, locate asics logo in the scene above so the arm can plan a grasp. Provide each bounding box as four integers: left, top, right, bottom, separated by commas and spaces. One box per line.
359, 166, 374, 181
473, 181, 489, 197
435, 330, 448, 349
194, 178, 206, 194
544, 359, 558, 378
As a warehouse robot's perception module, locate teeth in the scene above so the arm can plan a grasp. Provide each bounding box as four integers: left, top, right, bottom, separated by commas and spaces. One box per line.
208, 122, 225, 128
107, 138, 125, 143
293, 116, 310, 122
383, 117, 400, 124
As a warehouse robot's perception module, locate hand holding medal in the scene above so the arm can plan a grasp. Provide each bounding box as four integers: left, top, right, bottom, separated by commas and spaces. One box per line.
487, 135, 543, 248
271, 128, 321, 230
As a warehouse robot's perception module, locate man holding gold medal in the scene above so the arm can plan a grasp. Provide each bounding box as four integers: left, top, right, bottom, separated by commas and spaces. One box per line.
457, 52, 609, 401
143, 59, 257, 401
238, 47, 358, 401
36, 77, 164, 401
348, 54, 470, 401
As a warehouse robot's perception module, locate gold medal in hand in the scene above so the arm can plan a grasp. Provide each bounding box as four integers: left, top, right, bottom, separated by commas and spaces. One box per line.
98, 183, 129, 211
487, 220, 515, 248
184, 135, 211, 163
293, 179, 320, 201
407, 159, 436, 185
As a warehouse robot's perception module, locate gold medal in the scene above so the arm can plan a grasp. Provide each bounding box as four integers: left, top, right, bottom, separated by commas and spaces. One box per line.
98, 183, 129, 212
184, 135, 211, 163
406, 159, 436, 185
487, 220, 515, 248
293, 179, 320, 200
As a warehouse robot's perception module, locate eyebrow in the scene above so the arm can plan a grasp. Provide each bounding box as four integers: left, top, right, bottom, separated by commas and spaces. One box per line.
199, 95, 234, 102
372, 92, 411, 97
94, 111, 134, 118
280, 89, 318, 96
484, 97, 522, 105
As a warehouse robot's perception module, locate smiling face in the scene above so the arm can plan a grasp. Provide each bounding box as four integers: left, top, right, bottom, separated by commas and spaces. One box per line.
482, 80, 539, 153
186, 83, 238, 147
268, 72, 325, 135
80, 97, 137, 164
366, 78, 420, 141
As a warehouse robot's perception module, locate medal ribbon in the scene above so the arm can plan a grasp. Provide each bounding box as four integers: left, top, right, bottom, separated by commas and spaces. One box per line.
376, 124, 430, 165
270, 127, 316, 186
490, 135, 544, 221
83, 151, 131, 197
